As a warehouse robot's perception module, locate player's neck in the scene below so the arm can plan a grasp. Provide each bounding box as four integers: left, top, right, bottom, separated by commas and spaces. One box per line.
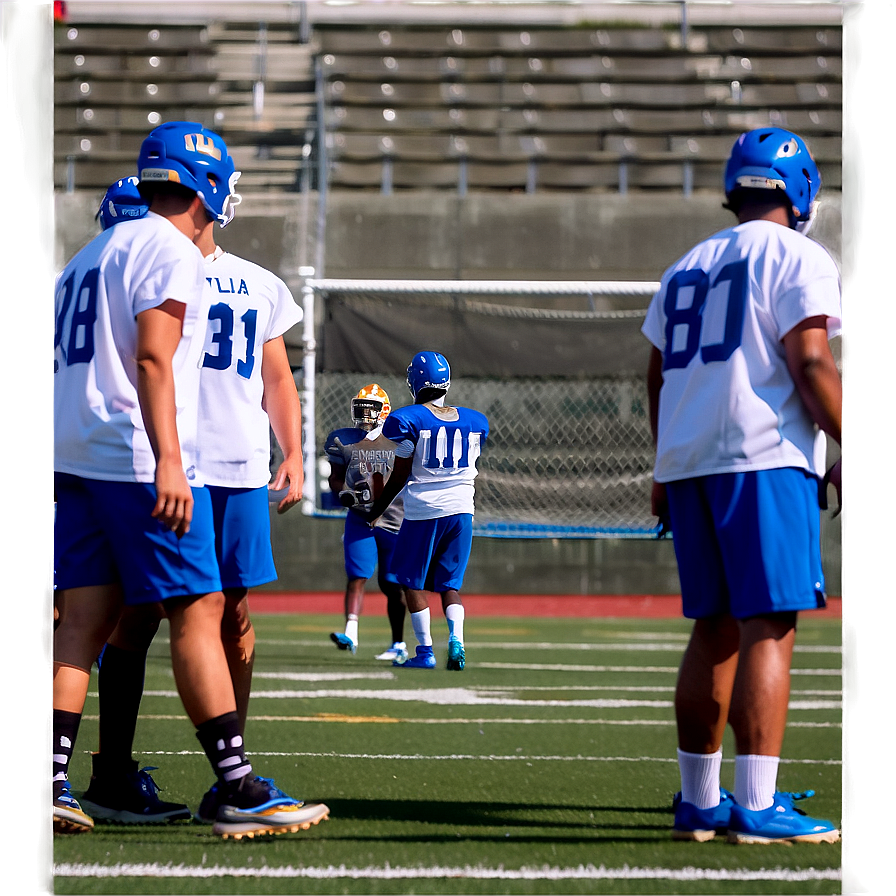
737, 204, 792, 228
194, 221, 218, 258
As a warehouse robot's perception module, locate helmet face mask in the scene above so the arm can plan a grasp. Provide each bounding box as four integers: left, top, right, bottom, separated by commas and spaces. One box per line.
351, 383, 391, 430
724, 127, 820, 226
137, 121, 242, 227
96, 176, 149, 231
406, 351, 451, 401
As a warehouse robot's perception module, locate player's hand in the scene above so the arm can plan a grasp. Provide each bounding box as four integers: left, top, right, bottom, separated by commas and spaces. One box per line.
269, 460, 303, 515
152, 458, 193, 538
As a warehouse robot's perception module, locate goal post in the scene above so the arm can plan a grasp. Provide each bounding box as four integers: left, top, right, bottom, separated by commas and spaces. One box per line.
297, 277, 663, 538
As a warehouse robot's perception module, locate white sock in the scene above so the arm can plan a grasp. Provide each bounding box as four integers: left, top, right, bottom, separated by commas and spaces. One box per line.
677, 748, 723, 810
345, 615, 359, 644
734, 754, 778, 811
445, 604, 465, 643
411, 609, 432, 647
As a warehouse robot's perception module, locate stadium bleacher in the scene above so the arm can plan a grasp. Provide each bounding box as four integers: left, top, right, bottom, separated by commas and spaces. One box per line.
54, 8, 842, 197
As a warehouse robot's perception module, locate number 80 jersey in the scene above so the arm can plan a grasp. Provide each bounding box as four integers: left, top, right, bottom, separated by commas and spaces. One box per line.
642, 219, 841, 483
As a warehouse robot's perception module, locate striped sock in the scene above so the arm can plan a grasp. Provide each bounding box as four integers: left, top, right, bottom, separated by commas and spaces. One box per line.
196, 711, 253, 785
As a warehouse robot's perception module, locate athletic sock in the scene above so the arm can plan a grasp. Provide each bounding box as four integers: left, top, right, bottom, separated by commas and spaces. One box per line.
96, 643, 147, 770
53, 709, 82, 782
677, 747, 723, 810
345, 615, 359, 645
410, 608, 433, 647
195, 711, 253, 785
445, 603, 465, 643
734, 754, 779, 811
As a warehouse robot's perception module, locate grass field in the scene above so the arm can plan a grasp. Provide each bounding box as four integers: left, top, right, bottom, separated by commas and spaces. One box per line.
52, 610, 842, 895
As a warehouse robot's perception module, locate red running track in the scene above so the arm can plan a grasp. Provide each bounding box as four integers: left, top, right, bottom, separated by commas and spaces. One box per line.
249, 592, 841, 619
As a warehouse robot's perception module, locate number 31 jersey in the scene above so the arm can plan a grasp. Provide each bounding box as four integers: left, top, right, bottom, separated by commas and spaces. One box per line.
382, 402, 489, 519
642, 219, 841, 484
198, 251, 303, 487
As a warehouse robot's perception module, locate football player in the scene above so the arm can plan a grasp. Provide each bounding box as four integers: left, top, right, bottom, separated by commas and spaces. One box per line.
643, 127, 841, 844
95, 175, 148, 230
54, 122, 327, 839
359, 352, 489, 671
325, 384, 408, 660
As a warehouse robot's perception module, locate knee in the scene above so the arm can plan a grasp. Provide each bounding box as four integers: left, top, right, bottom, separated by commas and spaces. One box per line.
222, 589, 252, 640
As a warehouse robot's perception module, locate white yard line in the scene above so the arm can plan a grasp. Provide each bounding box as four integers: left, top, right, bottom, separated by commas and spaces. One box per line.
53, 861, 841, 883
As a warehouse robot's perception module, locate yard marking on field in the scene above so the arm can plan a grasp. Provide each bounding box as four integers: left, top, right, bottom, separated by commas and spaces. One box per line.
131, 749, 842, 766
475, 662, 840, 676
53, 861, 841, 883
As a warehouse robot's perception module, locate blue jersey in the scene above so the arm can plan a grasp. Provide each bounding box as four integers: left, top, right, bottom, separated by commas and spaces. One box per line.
382, 402, 489, 520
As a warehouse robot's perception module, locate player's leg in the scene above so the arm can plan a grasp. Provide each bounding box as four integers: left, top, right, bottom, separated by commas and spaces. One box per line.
374, 527, 408, 661
706, 468, 838, 844
390, 519, 438, 668
664, 477, 738, 840
331, 512, 376, 653
221, 587, 254, 733
430, 514, 473, 671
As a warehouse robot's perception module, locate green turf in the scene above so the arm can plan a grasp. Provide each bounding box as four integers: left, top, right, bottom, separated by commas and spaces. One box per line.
53, 613, 842, 895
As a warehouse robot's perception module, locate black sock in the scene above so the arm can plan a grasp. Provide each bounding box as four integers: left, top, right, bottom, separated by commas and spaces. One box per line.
53, 709, 81, 781
97, 643, 147, 770
195, 711, 253, 787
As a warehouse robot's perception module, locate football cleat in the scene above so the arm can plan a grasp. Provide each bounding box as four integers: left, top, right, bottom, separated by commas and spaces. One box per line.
406, 351, 450, 400
79, 757, 191, 824
212, 775, 329, 840
351, 383, 391, 430
375, 641, 408, 662
195, 781, 221, 823
138, 121, 241, 227
672, 789, 735, 842
727, 793, 840, 845
396, 645, 436, 669
53, 778, 94, 834
446, 637, 465, 671
330, 632, 357, 654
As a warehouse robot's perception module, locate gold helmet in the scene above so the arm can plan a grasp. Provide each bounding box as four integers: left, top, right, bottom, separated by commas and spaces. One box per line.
351, 383, 391, 430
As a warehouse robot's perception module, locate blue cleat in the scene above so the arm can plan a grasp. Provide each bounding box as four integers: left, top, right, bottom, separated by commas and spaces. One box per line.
376, 641, 408, 662
53, 778, 94, 834
672, 789, 735, 841
727, 792, 840, 844
446, 637, 465, 671
396, 645, 436, 669
330, 632, 356, 654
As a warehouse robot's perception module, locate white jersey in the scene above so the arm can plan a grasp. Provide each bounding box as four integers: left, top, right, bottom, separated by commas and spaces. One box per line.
642, 220, 841, 483
382, 402, 489, 520
54, 213, 208, 483
197, 250, 303, 487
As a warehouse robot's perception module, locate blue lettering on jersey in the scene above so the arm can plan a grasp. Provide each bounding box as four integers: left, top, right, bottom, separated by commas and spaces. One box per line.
207, 276, 250, 296
420, 426, 474, 469
55, 266, 99, 368
663, 258, 748, 370
202, 302, 258, 379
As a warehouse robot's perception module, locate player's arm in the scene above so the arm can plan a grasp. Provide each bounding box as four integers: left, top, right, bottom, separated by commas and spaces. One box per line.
135, 299, 192, 538
646, 345, 669, 523
783, 315, 842, 505
361, 454, 412, 525
261, 335, 303, 514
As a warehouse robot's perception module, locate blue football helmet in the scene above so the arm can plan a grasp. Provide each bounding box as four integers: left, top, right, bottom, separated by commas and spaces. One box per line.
406, 351, 451, 400
137, 120, 241, 227
96, 176, 149, 230
724, 127, 821, 226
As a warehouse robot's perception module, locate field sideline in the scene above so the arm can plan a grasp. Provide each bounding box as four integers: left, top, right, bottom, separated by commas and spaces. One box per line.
52, 606, 843, 896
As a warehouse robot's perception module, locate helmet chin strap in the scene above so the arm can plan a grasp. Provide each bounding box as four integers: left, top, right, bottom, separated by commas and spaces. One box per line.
795, 200, 820, 235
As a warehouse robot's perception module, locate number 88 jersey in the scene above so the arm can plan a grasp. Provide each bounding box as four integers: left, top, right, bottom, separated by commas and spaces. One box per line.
641, 219, 841, 483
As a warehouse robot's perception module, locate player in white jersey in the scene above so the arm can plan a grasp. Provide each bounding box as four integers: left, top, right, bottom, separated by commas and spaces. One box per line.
360, 352, 489, 671
642, 127, 841, 845
54, 122, 327, 839
325, 384, 407, 660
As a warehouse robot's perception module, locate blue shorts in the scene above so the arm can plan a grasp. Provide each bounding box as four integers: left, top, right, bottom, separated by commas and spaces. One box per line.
343, 510, 399, 583
391, 514, 473, 592
54, 472, 221, 606
666, 468, 826, 620
208, 485, 277, 590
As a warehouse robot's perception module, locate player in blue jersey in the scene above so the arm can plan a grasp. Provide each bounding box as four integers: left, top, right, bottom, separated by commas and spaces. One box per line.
359, 352, 489, 671
325, 384, 408, 660
53, 123, 327, 839
643, 127, 841, 845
